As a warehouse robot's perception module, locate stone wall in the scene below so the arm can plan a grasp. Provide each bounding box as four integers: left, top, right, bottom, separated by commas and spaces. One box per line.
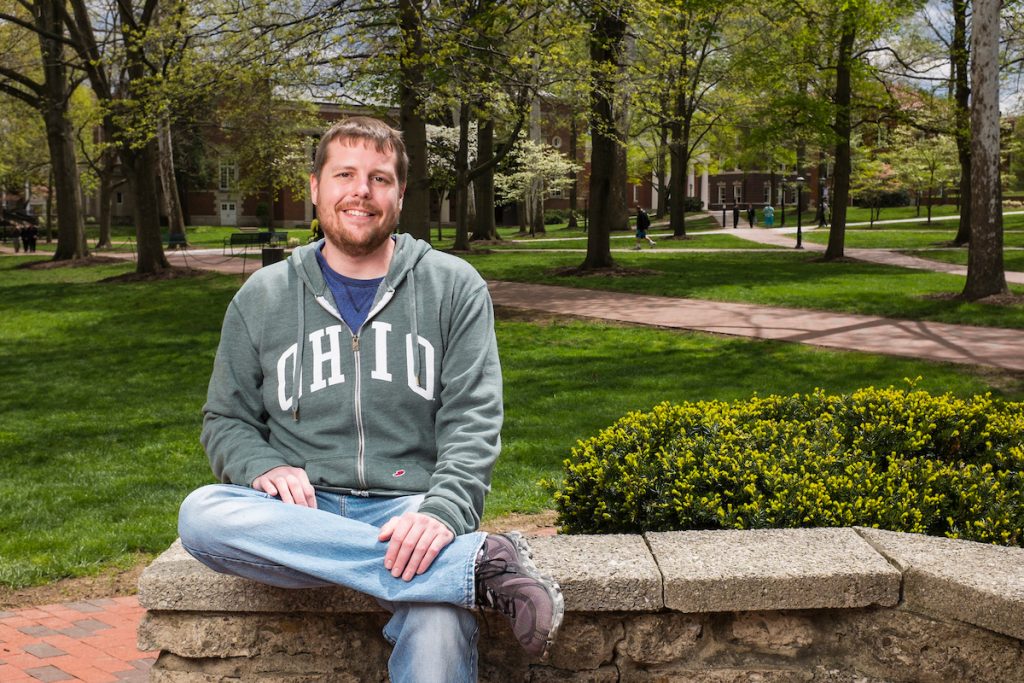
137, 527, 1024, 682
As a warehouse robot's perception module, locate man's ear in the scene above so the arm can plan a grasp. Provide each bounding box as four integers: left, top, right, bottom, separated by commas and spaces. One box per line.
398, 185, 406, 210
309, 173, 319, 204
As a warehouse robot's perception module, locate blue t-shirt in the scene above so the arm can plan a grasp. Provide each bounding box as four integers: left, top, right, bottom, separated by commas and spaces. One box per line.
314, 246, 383, 332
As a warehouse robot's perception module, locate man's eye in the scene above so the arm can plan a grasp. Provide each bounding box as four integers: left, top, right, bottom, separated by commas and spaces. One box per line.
374, 176, 389, 183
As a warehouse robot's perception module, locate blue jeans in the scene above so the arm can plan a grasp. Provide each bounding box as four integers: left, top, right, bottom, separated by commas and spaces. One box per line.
178, 484, 487, 682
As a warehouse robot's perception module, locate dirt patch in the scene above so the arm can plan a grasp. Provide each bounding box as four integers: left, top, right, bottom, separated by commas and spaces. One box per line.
100, 267, 208, 283
0, 560, 149, 610
548, 265, 661, 277
481, 510, 559, 538
921, 291, 1024, 306
18, 255, 124, 269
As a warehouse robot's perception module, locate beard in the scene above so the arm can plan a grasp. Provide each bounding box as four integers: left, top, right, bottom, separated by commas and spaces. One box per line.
320, 202, 397, 258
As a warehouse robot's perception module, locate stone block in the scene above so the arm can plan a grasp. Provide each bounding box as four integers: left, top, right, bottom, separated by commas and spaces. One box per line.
648, 528, 900, 612
528, 534, 662, 611
729, 612, 816, 657
617, 613, 704, 665
138, 540, 379, 613
857, 527, 1024, 642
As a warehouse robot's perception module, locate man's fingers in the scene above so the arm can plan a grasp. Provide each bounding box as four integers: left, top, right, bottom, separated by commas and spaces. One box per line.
390, 523, 425, 579
415, 532, 454, 576
378, 517, 397, 542
383, 516, 413, 571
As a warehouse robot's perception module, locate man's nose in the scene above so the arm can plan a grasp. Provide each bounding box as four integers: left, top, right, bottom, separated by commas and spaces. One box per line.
351, 176, 371, 197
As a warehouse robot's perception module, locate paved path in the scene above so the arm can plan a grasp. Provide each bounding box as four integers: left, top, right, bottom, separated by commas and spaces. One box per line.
0, 598, 153, 682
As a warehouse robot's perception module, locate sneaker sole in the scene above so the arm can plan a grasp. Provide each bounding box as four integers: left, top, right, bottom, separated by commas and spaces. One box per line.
504, 531, 565, 660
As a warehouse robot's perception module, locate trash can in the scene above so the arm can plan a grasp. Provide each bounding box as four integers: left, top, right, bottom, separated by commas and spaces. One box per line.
261, 247, 285, 267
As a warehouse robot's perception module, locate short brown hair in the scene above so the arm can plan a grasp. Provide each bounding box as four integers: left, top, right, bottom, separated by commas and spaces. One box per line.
311, 116, 409, 187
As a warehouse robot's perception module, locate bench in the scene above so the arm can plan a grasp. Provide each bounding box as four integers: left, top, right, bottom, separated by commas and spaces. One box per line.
222, 231, 288, 255
138, 527, 1024, 680
164, 232, 188, 249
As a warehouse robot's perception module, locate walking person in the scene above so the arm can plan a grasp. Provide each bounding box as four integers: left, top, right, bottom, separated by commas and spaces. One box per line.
177, 117, 564, 683
763, 204, 775, 228
732, 203, 740, 229
746, 204, 755, 228
22, 224, 37, 252
10, 224, 21, 253
633, 204, 656, 249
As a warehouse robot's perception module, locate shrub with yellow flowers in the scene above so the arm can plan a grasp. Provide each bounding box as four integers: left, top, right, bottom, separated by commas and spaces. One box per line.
549, 385, 1024, 546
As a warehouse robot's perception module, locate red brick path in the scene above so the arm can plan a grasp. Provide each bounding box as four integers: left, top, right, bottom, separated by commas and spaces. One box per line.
0, 597, 154, 682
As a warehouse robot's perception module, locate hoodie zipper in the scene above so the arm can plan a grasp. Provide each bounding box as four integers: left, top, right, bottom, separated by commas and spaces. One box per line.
349, 289, 394, 491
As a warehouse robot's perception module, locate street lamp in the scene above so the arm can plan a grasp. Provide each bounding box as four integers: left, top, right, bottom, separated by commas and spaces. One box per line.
795, 176, 805, 249
780, 179, 786, 227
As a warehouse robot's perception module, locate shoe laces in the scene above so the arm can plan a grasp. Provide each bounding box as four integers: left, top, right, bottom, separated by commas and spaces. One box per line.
475, 557, 518, 618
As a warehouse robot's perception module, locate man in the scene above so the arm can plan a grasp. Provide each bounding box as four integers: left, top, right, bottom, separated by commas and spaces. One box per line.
633, 203, 655, 249
732, 203, 740, 229
178, 117, 563, 682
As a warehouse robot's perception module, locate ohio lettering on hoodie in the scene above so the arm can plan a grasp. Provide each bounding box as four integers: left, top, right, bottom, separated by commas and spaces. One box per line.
201, 234, 503, 536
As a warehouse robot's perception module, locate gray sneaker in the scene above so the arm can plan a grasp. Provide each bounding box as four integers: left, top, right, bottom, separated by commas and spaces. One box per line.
475, 532, 564, 659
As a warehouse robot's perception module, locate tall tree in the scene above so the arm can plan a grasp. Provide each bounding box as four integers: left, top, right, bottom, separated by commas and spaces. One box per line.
962, 0, 1007, 299
0, 0, 88, 260
581, 0, 629, 269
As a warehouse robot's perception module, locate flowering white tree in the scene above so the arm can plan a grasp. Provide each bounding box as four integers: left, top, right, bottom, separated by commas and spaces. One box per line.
494, 138, 581, 236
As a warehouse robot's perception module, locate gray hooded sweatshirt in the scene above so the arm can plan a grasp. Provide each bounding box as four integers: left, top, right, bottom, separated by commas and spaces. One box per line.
200, 234, 503, 535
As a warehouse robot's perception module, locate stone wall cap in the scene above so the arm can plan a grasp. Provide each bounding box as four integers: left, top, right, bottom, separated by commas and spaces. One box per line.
528, 535, 662, 611
857, 527, 1024, 641
647, 527, 900, 613
138, 540, 380, 613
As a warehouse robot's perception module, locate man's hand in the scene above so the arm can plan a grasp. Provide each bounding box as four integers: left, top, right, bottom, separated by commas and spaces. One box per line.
252, 466, 317, 508
378, 512, 454, 581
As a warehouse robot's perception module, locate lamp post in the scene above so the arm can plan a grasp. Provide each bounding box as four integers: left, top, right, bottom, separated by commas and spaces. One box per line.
780, 179, 786, 227
795, 175, 805, 249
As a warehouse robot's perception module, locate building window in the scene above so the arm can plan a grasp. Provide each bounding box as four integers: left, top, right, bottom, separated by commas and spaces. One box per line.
219, 160, 237, 191
550, 187, 563, 198
763, 182, 771, 204
717, 183, 726, 205
115, 191, 123, 205
733, 183, 743, 203
550, 135, 562, 148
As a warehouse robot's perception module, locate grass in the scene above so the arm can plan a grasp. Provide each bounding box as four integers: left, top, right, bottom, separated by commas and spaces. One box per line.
911, 249, 1024, 272
463, 250, 1024, 328
800, 228, 1024, 250
2, 255, 1021, 588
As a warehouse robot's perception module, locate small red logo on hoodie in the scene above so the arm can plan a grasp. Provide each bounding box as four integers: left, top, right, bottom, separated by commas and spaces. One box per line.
393, 469, 406, 478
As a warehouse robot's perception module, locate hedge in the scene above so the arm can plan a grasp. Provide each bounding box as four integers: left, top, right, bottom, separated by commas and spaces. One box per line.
550, 386, 1024, 546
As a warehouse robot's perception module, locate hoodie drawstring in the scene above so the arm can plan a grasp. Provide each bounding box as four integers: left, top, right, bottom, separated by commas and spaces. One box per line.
293, 278, 305, 421
408, 269, 422, 389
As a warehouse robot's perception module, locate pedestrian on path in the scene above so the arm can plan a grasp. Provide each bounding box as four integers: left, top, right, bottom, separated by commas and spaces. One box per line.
23, 224, 37, 252
634, 204, 656, 249
177, 116, 563, 683
732, 204, 740, 229
746, 204, 755, 228
9, 224, 21, 252
763, 204, 775, 228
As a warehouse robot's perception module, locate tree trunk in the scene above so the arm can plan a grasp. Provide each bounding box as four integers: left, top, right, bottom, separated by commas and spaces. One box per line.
453, 103, 471, 251
952, 0, 971, 246
962, 0, 1008, 300
825, 19, 856, 261
157, 118, 187, 243
656, 124, 669, 219
567, 117, 579, 229
471, 118, 497, 241
669, 122, 688, 237
582, 4, 627, 269
398, 0, 430, 242
38, 0, 87, 261
123, 139, 171, 273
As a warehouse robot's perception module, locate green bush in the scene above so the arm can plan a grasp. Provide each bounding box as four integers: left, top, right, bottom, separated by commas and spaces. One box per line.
544, 209, 568, 225
550, 386, 1024, 546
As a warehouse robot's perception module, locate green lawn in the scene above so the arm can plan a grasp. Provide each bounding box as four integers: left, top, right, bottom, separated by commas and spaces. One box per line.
463, 251, 1024, 328
799, 228, 1024, 250
910, 248, 1024, 272
2, 255, 1021, 588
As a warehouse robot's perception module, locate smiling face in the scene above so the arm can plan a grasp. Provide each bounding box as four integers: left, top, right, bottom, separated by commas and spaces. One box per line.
310, 138, 405, 260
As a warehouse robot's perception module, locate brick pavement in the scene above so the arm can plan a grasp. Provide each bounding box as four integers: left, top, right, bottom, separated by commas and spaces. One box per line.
0, 598, 154, 682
